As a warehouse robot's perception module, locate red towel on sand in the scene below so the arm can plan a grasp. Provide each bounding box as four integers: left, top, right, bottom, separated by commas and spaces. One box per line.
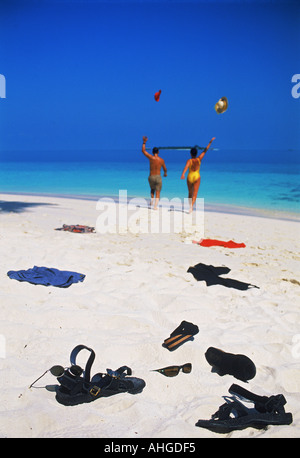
193, 239, 246, 248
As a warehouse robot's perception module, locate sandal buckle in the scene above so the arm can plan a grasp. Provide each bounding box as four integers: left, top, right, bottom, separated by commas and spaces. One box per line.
90, 386, 101, 396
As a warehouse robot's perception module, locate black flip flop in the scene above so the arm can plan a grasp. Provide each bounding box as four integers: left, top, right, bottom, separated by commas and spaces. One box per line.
163, 321, 199, 351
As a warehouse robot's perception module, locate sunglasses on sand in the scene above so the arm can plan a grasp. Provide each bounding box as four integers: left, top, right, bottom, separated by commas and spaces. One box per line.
152, 363, 192, 377
29, 364, 83, 388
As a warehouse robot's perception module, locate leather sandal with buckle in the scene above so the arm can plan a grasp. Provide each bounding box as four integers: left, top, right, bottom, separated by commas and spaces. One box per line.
53, 345, 146, 406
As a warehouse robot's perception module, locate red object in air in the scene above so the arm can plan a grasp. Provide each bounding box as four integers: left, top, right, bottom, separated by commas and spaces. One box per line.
154, 90, 161, 102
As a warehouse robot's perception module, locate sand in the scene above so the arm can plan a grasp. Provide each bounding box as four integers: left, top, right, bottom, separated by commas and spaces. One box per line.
0, 192, 299, 438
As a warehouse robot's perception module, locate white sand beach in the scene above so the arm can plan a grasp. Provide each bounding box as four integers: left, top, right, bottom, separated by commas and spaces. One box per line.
0, 192, 299, 438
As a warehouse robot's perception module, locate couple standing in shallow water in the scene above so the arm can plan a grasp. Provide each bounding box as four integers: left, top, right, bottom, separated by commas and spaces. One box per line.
142, 136, 216, 212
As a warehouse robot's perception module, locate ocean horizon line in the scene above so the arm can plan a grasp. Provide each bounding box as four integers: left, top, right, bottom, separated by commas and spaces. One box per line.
1, 148, 300, 165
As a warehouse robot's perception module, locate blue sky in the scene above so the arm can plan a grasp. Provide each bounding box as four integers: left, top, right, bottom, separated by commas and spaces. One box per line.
0, 0, 299, 162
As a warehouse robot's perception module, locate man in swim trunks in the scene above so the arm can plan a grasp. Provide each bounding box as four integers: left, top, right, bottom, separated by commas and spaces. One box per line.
181, 137, 215, 213
142, 136, 167, 209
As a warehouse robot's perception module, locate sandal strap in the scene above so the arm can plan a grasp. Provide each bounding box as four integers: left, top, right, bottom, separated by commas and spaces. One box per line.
212, 400, 248, 421
229, 384, 287, 414
107, 366, 132, 378
89, 367, 134, 395
70, 345, 95, 383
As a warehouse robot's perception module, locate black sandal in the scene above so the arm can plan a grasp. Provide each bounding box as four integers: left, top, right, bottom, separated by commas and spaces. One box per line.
195, 383, 293, 433
162, 321, 199, 351
205, 347, 256, 382
52, 345, 145, 406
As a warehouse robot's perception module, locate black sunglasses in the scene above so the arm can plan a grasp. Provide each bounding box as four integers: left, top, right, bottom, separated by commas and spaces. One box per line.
152, 363, 192, 377
29, 364, 83, 388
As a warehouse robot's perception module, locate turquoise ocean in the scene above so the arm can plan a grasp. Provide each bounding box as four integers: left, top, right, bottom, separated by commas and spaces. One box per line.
0, 151, 299, 220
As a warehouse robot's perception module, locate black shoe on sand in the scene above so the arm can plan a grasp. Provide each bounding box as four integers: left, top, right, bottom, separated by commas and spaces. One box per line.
205, 347, 256, 382
195, 383, 293, 433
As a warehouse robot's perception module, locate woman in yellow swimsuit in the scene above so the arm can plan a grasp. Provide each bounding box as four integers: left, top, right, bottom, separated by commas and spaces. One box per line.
181, 137, 215, 212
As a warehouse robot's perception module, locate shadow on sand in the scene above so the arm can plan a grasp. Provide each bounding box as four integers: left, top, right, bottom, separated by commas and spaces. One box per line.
187, 263, 259, 290
0, 200, 56, 213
